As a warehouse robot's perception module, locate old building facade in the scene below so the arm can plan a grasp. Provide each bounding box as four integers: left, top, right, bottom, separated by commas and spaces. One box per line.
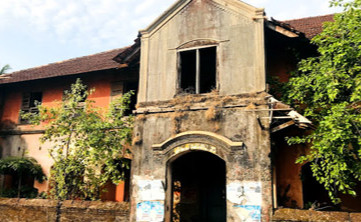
131, 0, 272, 221
3, 0, 359, 221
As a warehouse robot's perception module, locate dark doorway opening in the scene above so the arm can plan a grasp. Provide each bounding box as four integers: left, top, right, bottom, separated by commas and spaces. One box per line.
301, 163, 334, 210
171, 151, 226, 222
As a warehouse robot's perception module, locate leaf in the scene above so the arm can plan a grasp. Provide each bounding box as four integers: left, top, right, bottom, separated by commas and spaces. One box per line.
285, 1, 361, 204
25, 78, 133, 200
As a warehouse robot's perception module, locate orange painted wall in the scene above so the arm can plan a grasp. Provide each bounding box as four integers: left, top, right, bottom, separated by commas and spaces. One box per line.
1, 92, 22, 126
100, 182, 126, 202
0, 73, 131, 201
273, 129, 307, 208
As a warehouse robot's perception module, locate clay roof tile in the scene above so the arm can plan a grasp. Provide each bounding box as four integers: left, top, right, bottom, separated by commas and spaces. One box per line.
0, 47, 130, 85
283, 14, 334, 39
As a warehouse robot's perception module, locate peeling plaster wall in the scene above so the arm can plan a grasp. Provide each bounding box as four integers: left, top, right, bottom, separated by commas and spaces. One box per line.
138, 0, 266, 103
134, 0, 272, 220
131, 94, 273, 222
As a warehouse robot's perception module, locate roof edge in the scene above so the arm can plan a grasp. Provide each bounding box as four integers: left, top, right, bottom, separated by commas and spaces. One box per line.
139, 0, 191, 37
139, 0, 264, 38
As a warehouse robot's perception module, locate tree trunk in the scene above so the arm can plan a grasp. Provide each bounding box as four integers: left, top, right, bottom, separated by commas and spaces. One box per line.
17, 173, 22, 198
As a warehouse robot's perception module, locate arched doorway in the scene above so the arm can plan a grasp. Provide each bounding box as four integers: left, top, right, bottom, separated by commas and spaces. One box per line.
170, 151, 226, 222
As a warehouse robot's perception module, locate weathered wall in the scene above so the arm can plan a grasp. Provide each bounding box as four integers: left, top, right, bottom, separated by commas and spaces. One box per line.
272, 208, 361, 222
272, 128, 307, 209
131, 93, 273, 221
138, 0, 266, 103
0, 198, 129, 222
274, 129, 361, 211
0, 70, 137, 197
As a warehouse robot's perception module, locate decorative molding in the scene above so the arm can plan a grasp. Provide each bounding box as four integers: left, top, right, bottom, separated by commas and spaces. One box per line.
152, 131, 244, 160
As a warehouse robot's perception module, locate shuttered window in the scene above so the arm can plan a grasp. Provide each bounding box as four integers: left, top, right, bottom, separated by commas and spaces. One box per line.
19, 92, 42, 124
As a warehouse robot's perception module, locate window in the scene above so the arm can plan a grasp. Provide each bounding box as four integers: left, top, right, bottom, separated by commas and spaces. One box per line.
111, 81, 124, 99
19, 92, 42, 124
179, 46, 216, 94
111, 81, 138, 116
123, 82, 138, 116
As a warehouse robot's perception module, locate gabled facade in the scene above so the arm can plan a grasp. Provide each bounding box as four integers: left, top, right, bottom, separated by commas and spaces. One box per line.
0, 0, 352, 221
138, 0, 266, 102
132, 0, 273, 221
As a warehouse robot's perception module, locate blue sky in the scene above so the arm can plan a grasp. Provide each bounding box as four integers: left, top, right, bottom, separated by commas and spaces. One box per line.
0, 0, 341, 72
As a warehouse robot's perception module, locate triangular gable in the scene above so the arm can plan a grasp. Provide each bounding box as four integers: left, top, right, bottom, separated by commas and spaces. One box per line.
139, 0, 264, 37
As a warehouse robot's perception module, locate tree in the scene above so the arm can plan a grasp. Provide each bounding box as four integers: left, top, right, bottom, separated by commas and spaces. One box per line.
23, 78, 134, 200
0, 64, 10, 75
286, 0, 361, 203
0, 156, 46, 198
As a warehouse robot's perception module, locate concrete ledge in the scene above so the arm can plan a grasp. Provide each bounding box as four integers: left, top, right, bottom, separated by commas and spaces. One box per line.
350, 213, 361, 222
272, 208, 310, 221
273, 208, 351, 222
0, 198, 130, 222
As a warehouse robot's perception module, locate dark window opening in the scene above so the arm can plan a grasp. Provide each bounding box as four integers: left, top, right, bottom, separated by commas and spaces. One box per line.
180, 50, 196, 93
179, 46, 216, 94
19, 92, 42, 124
123, 82, 138, 116
199, 47, 216, 93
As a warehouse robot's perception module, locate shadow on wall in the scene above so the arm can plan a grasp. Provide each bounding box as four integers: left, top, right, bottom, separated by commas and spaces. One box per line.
273, 126, 361, 212
0, 119, 18, 130
0, 120, 46, 198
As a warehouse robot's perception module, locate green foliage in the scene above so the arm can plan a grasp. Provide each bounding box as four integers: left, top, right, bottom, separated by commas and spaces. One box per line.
267, 75, 288, 99
0, 186, 39, 199
0, 64, 10, 75
286, 0, 361, 203
0, 156, 46, 198
0, 156, 46, 183
23, 78, 134, 200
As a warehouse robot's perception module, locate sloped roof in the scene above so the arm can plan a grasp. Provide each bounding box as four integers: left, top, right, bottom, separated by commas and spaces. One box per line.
0, 13, 335, 85
284, 14, 334, 39
0, 47, 130, 85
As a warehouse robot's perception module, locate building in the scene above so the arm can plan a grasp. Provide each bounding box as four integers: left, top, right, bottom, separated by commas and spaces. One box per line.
1, 0, 359, 221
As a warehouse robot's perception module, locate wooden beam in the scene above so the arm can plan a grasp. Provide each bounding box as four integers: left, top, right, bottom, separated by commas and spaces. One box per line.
0, 130, 45, 136
271, 120, 295, 133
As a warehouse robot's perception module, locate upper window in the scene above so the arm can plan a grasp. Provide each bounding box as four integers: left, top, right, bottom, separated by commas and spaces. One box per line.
19, 92, 42, 124
179, 46, 216, 94
111, 81, 138, 116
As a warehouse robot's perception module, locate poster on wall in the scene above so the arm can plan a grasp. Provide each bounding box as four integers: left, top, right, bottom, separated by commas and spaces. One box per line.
138, 180, 165, 201
227, 181, 262, 222
136, 201, 164, 222
233, 205, 261, 222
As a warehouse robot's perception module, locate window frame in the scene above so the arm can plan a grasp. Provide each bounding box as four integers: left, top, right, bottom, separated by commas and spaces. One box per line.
177, 45, 218, 94
19, 92, 43, 124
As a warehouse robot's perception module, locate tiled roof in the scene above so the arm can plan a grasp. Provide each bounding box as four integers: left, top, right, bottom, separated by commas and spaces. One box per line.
284, 14, 334, 39
0, 47, 130, 84
0, 14, 335, 85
